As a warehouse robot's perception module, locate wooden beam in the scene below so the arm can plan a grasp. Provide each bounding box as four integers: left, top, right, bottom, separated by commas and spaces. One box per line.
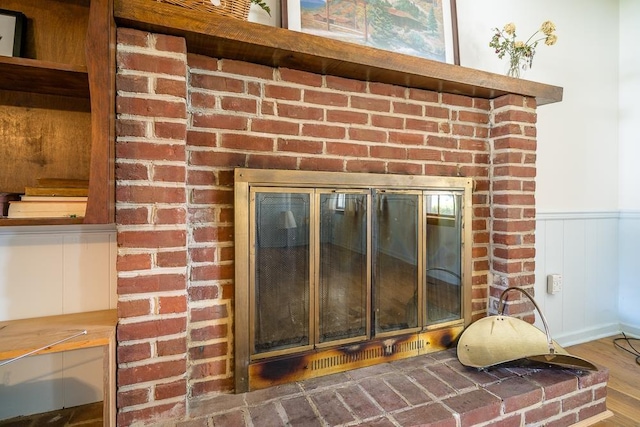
113, 0, 562, 106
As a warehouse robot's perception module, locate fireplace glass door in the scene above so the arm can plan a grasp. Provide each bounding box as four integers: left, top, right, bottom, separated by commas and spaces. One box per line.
252, 190, 312, 355
425, 192, 463, 324
250, 186, 465, 359
318, 191, 369, 345
374, 191, 420, 334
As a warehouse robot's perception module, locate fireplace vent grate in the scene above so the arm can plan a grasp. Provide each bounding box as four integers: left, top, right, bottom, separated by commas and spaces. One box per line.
311, 336, 426, 371
248, 326, 464, 391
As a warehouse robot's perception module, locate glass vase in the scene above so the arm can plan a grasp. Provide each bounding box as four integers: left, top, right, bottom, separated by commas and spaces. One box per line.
506, 55, 530, 79
507, 55, 522, 78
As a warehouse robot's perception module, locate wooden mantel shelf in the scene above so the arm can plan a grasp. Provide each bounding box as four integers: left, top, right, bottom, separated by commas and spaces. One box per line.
113, 0, 562, 106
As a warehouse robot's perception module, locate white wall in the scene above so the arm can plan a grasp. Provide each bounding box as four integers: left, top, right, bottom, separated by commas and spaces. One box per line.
619, 0, 640, 212
0, 225, 117, 419
617, 0, 640, 334
457, 0, 640, 339
456, 0, 620, 213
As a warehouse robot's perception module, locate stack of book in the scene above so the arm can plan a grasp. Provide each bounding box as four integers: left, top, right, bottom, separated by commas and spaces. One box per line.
7, 178, 89, 219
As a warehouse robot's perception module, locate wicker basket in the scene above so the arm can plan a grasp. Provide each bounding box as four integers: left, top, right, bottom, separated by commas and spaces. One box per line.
157, 0, 252, 20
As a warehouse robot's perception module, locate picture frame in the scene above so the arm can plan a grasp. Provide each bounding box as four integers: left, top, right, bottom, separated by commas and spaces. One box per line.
0, 9, 26, 58
283, 0, 459, 65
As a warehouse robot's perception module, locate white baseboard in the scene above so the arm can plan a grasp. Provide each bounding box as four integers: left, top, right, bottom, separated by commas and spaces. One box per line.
555, 323, 622, 347
0, 223, 116, 235
620, 322, 640, 338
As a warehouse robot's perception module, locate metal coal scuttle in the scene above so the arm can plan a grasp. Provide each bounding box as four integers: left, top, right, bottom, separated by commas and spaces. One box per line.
457, 287, 597, 371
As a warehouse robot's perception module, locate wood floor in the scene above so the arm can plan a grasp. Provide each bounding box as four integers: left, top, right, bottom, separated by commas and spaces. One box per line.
568, 334, 640, 426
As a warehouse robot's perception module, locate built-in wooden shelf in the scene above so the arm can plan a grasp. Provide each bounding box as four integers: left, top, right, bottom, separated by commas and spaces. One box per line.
0, 57, 89, 98
114, 0, 562, 106
0, 0, 114, 227
0, 217, 85, 227
0, 309, 117, 426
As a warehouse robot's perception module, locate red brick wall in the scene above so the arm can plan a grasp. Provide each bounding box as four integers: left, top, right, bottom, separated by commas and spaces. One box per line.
489, 95, 538, 321
116, 28, 190, 425
114, 28, 537, 425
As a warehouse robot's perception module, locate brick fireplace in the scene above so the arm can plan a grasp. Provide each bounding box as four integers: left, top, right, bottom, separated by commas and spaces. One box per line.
112, 8, 608, 426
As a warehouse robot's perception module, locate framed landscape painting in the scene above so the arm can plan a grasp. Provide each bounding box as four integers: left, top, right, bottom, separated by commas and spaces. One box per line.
284, 0, 459, 64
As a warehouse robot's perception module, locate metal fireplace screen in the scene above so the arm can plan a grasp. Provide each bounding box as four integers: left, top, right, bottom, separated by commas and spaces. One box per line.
235, 169, 473, 392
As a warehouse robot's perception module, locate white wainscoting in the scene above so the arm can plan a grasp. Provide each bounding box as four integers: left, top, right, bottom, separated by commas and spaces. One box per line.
0, 224, 117, 420
618, 211, 640, 337
534, 212, 621, 346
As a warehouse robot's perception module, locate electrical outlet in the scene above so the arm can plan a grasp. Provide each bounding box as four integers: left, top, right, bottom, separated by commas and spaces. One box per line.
547, 274, 562, 294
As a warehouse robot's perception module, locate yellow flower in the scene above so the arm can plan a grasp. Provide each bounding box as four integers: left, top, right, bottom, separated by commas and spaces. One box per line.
514, 41, 525, 49
545, 34, 558, 46
540, 20, 556, 35
503, 22, 516, 35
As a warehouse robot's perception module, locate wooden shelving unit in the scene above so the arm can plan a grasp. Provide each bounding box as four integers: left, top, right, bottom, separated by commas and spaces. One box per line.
0, 57, 89, 97
0, 0, 115, 226
0, 309, 117, 426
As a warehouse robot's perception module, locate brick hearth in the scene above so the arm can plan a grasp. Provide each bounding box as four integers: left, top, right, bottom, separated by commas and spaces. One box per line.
185, 349, 608, 426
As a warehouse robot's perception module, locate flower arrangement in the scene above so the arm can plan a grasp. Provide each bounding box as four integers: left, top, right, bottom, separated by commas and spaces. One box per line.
489, 21, 558, 78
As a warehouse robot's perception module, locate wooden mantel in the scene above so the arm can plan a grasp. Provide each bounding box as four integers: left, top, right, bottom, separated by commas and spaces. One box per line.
113, 0, 562, 106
